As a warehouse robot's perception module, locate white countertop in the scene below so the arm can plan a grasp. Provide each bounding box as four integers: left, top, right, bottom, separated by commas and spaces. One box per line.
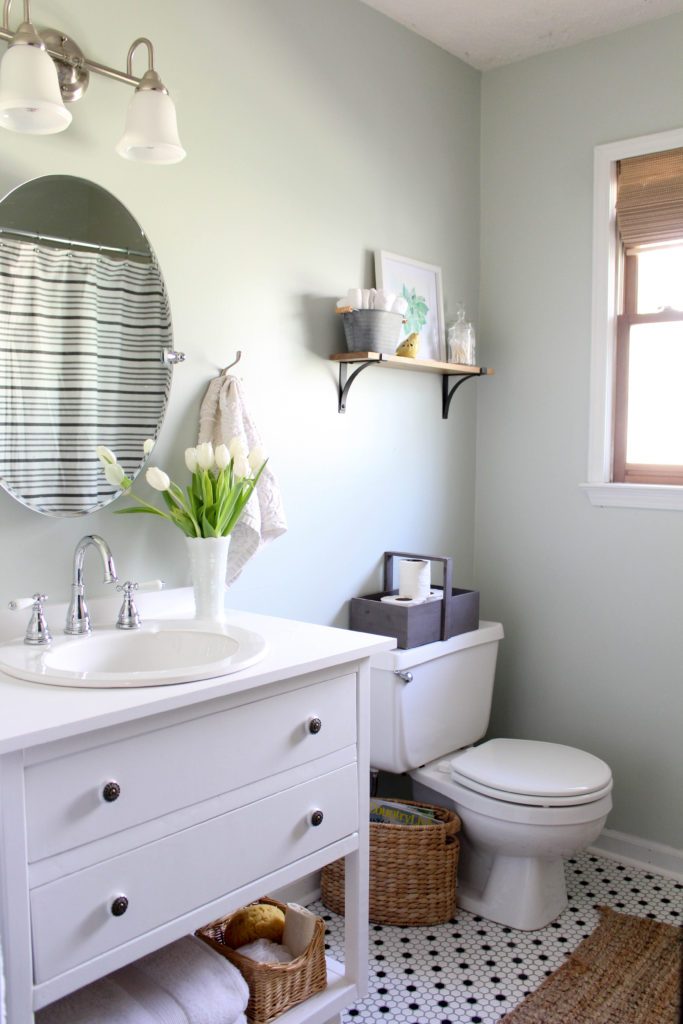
0, 588, 395, 754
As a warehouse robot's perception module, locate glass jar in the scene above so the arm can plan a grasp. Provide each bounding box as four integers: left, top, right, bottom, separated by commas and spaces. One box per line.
447, 303, 477, 365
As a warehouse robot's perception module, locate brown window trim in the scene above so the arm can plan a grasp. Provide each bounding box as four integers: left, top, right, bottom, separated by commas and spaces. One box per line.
613, 251, 683, 485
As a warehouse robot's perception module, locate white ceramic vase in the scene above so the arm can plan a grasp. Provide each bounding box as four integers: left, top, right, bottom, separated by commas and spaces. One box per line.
185, 536, 230, 622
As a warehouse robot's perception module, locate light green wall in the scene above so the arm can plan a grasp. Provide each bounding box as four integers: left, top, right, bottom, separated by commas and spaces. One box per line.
4, 0, 679, 852
0, 0, 480, 625
478, 14, 683, 848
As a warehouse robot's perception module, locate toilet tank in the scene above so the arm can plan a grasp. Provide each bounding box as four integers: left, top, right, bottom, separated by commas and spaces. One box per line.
369, 621, 504, 773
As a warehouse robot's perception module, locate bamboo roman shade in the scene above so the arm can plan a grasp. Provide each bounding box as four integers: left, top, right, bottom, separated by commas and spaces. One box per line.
616, 147, 683, 247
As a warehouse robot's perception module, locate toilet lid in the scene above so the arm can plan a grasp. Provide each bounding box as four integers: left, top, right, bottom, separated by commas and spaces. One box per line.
450, 738, 612, 804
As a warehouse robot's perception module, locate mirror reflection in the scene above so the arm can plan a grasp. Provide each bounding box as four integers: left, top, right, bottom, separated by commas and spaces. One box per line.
0, 175, 172, 517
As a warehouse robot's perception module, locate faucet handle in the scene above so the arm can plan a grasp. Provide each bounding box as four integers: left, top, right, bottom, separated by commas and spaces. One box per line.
115, 580, 164, 630
136, 579, 165, 593
8, 593, 52, 646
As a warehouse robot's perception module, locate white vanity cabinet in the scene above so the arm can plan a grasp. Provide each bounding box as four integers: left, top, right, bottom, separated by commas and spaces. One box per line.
0, 597, 394, 1024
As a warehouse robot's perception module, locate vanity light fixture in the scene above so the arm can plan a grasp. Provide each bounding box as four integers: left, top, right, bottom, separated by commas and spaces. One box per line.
0, 0, 185, 163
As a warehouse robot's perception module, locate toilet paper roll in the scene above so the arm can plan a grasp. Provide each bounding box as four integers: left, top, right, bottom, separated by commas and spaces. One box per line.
399, 558, 431, 601
380, 592, 441, 607
346, 288, 362, 309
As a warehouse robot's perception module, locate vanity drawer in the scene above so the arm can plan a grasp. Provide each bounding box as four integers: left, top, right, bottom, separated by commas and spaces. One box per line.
31, 762, 358, 983
25, 673, 356, 862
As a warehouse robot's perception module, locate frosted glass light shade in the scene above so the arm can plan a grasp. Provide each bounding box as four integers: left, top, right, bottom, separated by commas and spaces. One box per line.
116, 88, 186, 164
0, 43, 71, 134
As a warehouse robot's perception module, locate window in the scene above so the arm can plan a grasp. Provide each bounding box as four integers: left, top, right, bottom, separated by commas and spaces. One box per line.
583, 128, 683, 510
613, 151, 683, 485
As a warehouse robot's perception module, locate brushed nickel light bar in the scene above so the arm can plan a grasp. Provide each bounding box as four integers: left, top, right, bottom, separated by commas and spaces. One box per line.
0, 0, 185, 163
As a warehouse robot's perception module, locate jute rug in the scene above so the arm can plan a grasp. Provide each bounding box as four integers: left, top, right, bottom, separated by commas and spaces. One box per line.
500, 906, 682, 1024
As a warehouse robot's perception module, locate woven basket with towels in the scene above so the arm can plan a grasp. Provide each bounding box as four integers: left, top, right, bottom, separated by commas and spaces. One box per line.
196, 897, 327, 1024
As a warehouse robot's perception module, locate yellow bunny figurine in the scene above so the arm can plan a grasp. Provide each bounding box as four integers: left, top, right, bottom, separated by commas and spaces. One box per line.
396, 332, 420, 358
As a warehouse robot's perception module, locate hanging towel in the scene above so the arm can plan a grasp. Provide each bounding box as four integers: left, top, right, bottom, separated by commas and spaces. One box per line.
36, 935, 249, 1024
198, 374, 287, 584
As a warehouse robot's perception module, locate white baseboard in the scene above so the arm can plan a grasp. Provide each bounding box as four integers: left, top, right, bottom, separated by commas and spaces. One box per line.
588, 828, 683, 882
271, 871, 322, 907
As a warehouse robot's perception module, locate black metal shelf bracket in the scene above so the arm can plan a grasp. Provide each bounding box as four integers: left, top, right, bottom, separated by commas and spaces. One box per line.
335, 357, 489, 416
337, 360, 377, 413
442, 370, 486, 419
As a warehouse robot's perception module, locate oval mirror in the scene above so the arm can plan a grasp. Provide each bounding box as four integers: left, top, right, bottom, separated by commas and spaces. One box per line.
0, 175, 174, 517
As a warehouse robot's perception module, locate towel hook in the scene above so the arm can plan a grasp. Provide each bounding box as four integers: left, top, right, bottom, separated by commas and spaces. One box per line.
221, 350, 242, 375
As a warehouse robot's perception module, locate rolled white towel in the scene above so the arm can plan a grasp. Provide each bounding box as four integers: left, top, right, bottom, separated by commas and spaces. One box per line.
374, 289, 397, 312
361, 288, 372, 308
392, 295, 409, 316
346, 287, 362, 309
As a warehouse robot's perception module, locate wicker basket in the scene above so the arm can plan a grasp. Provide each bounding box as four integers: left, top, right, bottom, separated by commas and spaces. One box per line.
321, 799, 460, 926
195, 897, 327, 1024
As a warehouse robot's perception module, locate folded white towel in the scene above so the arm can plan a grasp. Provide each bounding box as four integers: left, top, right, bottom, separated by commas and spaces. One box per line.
37, 936, 249, 1024
36, 976, 160, 1024
126, 936, 249, 1024
236, 937, 293, 963
198, 374, 287, 585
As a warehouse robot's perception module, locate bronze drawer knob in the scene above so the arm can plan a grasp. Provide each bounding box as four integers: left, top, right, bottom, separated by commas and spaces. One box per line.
110, 895, 129, 917
308, 717, 322, 734
310, 809, 324, 827
102, 781, 121, 802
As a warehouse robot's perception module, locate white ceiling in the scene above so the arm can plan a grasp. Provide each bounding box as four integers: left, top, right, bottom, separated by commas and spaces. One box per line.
360, 0, 683, 70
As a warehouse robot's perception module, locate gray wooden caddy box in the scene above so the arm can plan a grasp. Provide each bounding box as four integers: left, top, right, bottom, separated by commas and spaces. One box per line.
350, 551, 479, 650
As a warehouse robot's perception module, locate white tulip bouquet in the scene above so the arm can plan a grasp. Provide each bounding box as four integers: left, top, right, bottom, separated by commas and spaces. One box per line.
96, 439, 267, 539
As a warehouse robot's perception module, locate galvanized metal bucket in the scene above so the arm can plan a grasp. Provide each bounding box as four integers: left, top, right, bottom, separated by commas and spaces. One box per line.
341, 309, 404, 354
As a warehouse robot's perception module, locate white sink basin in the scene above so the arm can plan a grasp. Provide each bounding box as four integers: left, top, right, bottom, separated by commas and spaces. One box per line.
0, 619, 268, 688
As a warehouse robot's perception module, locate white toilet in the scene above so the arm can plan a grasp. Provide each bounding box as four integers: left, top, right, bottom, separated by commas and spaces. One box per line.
369, 621, 613, 931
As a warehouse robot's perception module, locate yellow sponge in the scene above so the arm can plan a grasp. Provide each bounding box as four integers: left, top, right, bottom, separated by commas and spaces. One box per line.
222, 903, 286, 949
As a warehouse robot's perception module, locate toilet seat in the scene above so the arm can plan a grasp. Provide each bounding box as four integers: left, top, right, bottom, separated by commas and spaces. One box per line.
449, 738, 613, 807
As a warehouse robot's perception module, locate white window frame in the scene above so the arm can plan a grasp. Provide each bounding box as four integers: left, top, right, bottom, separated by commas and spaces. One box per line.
581, 126, 683, 511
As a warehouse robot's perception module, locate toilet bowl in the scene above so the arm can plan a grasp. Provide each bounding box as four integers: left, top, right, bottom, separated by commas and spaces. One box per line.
411, 739, 612, 930
369, 623, 613, 930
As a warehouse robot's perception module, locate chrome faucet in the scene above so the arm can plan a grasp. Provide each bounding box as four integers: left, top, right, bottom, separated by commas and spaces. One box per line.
65, 534, 118, 635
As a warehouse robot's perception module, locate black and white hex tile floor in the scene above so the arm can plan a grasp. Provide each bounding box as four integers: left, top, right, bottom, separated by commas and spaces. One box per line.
311, 851, 683, 1024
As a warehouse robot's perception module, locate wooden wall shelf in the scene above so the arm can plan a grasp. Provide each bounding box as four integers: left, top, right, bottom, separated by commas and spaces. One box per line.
329, 352, 494, 417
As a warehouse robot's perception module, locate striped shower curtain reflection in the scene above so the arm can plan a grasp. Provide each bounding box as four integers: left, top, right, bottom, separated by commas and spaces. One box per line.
0, 239, 171, 515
